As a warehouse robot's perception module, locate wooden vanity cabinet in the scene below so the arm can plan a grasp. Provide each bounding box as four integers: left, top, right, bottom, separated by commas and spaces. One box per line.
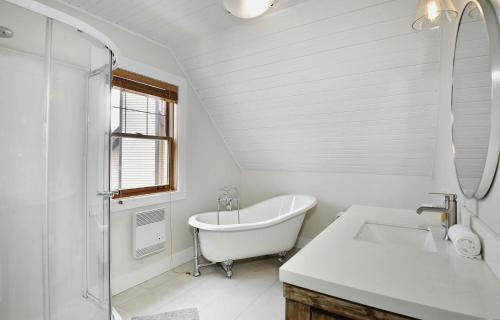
283, 283, 416, 320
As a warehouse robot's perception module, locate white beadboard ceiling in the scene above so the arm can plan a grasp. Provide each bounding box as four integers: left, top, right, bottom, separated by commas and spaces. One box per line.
58, 0, 440, 176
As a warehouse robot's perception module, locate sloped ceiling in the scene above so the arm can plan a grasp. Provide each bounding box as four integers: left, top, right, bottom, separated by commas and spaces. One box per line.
57, 0, 440, 176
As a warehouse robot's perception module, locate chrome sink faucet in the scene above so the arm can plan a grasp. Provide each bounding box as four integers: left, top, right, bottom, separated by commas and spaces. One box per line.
416, 193, 457, 240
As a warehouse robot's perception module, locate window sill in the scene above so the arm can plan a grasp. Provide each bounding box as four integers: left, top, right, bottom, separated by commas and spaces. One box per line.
111, 190, 187, 213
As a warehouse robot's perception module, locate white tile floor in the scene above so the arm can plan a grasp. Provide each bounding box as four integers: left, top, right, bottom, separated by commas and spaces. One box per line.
113, 257, 285, 320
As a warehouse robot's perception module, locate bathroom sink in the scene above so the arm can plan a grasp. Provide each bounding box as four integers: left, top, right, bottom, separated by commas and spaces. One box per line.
354, 222, 437, 252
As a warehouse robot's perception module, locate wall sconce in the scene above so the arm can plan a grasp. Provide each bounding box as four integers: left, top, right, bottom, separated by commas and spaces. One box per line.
412, 0, 458, 31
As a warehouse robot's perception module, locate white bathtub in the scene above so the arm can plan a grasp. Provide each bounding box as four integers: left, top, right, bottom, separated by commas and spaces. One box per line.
188, 194, 317, 263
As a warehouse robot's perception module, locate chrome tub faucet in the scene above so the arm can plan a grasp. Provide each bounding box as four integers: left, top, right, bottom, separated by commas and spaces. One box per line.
416, 193, 457, 240
217, 185, 240, 224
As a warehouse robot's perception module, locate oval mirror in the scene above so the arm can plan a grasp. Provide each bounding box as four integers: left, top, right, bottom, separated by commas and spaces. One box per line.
452, 0, 500, 199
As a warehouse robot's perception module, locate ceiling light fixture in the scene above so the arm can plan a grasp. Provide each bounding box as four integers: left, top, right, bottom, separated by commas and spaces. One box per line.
223, 0, 275, 19
412, 0, 458, 31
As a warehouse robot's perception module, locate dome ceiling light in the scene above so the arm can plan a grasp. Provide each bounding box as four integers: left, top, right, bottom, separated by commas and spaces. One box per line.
412, 0, 458, 31
223, 0, 275, 19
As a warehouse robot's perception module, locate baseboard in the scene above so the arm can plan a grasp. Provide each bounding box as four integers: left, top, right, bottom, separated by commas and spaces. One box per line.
111, 246, 194, 295
172, 246, 195, 267
295, 237, 313, 249
472, 217, 500, 280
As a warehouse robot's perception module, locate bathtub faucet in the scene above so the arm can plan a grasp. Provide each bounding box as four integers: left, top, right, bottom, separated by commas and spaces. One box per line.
218, 194, 233, 211
217, 185, 240, 211
217, 185, 240, 224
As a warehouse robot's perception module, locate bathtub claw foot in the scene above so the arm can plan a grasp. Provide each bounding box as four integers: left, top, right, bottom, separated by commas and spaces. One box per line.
221, 260, 234, 278
278, 251, 288, 263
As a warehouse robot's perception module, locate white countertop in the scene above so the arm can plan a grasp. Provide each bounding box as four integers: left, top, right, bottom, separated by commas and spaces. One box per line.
279, 205, 500, 320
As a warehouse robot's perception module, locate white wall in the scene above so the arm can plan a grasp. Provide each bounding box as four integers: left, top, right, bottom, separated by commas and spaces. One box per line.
229, 1, 439, 243
175, 0, 441, 176
54, 0, 442, 177
38, 0, 241, 294
433, 0, 500, 279
241, 171, 432, 242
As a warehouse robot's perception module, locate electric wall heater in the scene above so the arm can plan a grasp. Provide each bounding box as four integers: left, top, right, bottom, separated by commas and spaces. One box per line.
132, 209, 166, 259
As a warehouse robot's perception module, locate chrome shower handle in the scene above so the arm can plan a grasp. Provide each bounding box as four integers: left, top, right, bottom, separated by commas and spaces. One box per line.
97, 190, 119, 198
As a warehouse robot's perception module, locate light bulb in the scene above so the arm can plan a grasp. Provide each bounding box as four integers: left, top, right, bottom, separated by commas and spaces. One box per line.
412, 0, 458, 31
426, 1, 440, 21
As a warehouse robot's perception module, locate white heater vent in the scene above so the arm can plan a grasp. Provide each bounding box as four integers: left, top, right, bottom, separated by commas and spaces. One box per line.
136, 210, 164, 226
133, 209, 166, 259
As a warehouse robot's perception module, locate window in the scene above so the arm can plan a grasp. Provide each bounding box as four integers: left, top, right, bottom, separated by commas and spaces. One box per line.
110, 69, 178, 198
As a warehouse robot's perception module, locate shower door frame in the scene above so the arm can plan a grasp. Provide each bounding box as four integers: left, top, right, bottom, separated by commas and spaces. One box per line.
83, 51, 114, 309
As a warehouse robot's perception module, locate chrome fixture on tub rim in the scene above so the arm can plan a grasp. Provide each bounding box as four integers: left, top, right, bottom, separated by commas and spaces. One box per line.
217, 185, 240, 224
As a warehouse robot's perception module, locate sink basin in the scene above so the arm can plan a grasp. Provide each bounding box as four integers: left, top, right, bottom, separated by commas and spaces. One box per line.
354, 222, 437, 252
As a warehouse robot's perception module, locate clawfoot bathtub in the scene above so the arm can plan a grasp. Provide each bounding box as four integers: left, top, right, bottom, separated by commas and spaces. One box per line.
188, 194, 317, 277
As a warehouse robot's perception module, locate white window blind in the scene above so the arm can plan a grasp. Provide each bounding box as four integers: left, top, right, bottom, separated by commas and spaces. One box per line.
110, 88, 171, 193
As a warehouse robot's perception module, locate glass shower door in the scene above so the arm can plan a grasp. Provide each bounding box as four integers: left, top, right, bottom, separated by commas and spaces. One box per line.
0, 1, 113, 319
48, 20, 112, 320
0, 2, 48, 319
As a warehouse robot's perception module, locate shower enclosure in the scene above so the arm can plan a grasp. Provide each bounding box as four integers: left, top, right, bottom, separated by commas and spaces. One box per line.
0, 1, 117, 319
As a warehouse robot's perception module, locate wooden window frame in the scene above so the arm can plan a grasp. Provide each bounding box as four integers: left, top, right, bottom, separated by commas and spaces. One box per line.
111, 69, 178, 199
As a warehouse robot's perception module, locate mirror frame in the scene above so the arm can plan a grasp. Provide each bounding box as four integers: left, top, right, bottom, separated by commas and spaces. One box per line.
451, 0, 500, 199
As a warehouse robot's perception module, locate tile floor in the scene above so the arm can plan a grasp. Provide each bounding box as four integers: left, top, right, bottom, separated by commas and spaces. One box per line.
113, 256, 285, 320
